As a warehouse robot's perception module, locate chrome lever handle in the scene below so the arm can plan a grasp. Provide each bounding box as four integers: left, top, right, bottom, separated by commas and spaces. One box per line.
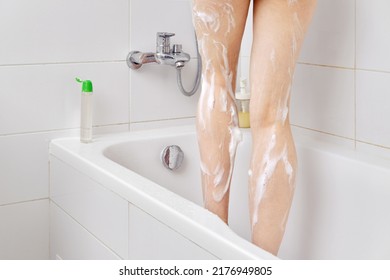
156, 32, 175, 54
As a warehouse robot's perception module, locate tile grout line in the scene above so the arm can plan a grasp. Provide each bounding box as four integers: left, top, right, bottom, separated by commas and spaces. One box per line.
0, 123, 129, 138
0, 197, 49, 208
354, 0, 357, 150
128, 0, 132, 132
0, 60, 126, 68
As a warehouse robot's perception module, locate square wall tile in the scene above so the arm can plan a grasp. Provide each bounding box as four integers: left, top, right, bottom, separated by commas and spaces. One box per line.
0, 133, 48, 205
131, 0, 197, 57
0, 0, 128, 65
0, 130, 81, 206
0, 62, 129, 135
130, 58, 199, 122
299, 0, 355, 68
356, 70, 390, 148
356, 0, 390, 72
0, 199, 49, 260
290, 64, 355, 139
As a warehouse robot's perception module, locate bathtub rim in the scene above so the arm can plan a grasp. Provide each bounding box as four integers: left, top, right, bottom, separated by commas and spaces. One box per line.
49, 124, 390, 260
49, 125, 277, 260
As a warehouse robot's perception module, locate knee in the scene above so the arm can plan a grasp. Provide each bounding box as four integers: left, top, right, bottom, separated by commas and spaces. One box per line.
249, 105, 289, 131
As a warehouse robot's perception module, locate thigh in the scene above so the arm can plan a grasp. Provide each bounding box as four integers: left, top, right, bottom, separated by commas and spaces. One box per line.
192, 0, 251, 89
250, 0, 317, 127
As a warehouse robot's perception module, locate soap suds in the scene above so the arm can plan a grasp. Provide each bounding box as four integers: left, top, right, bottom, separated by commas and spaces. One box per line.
212, 124, 242, 202
251, 133, 294, 229
287, 0, 298, 7
193, 0, 241, 203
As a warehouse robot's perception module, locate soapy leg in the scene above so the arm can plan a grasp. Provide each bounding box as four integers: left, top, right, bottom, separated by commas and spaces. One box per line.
192, 0, 250, 223
249, 0, 316, 255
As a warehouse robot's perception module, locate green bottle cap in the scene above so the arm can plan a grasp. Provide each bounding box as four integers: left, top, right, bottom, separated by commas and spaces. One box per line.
76, 77, 93, 92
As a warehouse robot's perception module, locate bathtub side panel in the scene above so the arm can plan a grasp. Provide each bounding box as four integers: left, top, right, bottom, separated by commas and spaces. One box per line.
50, 202, 121, 260
50, 156, 129, 259
128, 204, 218, 260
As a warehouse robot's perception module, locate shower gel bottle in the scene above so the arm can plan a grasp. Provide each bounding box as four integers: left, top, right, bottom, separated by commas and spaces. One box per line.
235, 77, 251, 128
76, 77, 93, 143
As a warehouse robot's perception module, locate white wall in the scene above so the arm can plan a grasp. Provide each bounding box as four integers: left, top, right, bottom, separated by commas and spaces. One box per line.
0, 0, 130, 259
1, 0, 389, 259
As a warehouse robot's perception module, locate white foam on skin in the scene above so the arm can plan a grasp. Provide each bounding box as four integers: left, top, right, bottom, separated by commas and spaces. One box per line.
224, 3, 236, 33
213, 167, 225, 186
193, 11, 221, 33
192, 0, 235, 35
197, 79, 215, 131
291, 34, 298, 58
283, 151, 294, 184
213, 122, 242, 202
193, 0, 241, 203
291, 12, 303, 57
287, 0, 298, 7
251, 135, 294, 230
252, 133, 276, 228
219, 88, 228, 112
280, 209, 290, 231
277, 82, 291, 125
213, 40, 234, 109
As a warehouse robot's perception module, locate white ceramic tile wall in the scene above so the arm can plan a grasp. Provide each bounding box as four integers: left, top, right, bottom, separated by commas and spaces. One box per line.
0, 0, 129, 65
1, 0, 390, 260
0, 62, 129, 135
356, 0, 390, 72
0, 132, 54, 206
0, 199, 49, 259
50, 156, 129, 259
356, 70, 390, 148
0, 0, 130, 260
299, 0, 355, 68
130, 59, 199, 122
290, 64, 355, 139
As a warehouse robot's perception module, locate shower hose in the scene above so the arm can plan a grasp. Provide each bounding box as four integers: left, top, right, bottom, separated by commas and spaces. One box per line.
176, 33, 202, 97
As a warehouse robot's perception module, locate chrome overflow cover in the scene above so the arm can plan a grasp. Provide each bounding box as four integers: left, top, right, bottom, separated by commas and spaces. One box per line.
161, 145, 184, 171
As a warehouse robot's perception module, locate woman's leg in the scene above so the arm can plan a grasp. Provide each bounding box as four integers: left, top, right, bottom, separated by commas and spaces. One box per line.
249, 0, 316, 255
192, 0, 250, 223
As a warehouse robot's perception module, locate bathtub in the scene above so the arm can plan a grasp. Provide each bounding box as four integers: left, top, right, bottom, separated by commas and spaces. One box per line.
49, 125, 390, 260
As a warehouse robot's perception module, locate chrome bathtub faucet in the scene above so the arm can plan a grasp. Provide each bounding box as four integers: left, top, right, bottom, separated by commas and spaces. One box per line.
127, 32, 190, 69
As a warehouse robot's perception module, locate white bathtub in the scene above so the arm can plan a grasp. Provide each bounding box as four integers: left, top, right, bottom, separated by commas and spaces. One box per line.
49, 125, 390, 259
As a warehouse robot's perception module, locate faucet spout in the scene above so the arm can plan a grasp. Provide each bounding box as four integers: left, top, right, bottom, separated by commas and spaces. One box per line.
126, 51, 157, 69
